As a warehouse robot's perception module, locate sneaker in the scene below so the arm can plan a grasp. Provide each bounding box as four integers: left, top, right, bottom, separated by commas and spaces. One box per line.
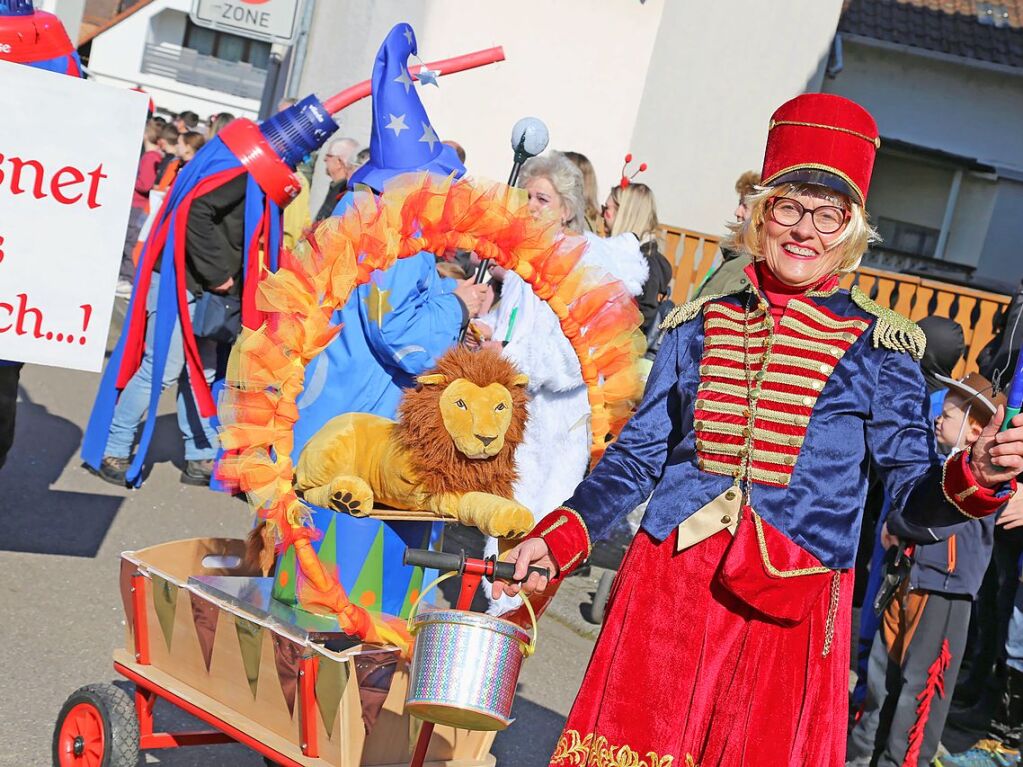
181, 459, 214, 486
940, 740, 1021, 767
115, 280, 133, 299
86, 456, 130, 487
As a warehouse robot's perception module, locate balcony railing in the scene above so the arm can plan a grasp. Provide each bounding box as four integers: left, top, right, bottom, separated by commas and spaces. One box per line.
140, 42, 265, 100
659, 224, 1012, 376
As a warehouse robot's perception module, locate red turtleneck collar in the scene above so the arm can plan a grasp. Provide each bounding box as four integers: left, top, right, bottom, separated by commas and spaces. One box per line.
743, 261, 840, 328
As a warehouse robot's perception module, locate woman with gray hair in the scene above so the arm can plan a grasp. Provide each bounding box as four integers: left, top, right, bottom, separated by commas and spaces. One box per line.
471, 151, 648, 614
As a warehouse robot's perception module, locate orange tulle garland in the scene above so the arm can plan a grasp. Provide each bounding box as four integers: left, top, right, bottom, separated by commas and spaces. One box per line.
218, 174, 645, 652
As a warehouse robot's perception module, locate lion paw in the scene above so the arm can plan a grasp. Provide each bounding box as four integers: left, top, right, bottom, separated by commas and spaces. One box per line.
328, 476, 374, 516
457, 492, 534, 539
301, 475, 374, 516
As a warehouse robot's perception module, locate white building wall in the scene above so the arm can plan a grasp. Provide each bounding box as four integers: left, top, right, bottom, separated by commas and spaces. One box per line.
628, 0, 845, 236
297, 1, 844, 233
297, 0, 666, 218
86, 0, 260, 118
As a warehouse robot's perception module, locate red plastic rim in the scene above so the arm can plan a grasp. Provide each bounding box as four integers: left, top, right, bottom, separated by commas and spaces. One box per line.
57, 703, 105, 766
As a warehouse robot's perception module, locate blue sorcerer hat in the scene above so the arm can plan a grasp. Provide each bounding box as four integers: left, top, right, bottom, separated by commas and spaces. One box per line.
349, 23, 465, 192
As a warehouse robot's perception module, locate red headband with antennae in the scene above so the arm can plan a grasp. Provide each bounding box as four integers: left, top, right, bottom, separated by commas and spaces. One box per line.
619, 153, 649, 188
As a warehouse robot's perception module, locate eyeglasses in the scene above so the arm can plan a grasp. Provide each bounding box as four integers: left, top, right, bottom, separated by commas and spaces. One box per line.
768, 197, 849, 235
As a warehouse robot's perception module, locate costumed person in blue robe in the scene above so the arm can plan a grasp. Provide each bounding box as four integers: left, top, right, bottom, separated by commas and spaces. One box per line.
283, 24, 489, 608
81, 97, 338, 487
0, 0, 83, 471
292, 23, 488, 451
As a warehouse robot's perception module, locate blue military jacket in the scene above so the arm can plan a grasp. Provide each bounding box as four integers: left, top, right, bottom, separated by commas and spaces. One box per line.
564, 278, 1003, 571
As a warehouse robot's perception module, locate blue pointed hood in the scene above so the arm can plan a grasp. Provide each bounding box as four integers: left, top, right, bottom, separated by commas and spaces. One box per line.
348, 23, 465, 192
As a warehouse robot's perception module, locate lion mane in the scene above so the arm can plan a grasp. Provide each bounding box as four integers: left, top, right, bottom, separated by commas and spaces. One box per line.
395, 347, 528, 499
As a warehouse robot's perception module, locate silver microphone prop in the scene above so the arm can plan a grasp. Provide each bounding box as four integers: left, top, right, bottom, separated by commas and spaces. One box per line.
472, 118, 549, 287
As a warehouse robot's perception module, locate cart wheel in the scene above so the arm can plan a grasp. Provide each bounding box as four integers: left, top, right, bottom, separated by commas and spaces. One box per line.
587, 571, 614, 625
52, 683, 139, 767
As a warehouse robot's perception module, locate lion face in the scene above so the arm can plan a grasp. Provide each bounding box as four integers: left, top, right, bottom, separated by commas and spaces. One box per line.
400, 348, 530, 498
436, 378, 520, 459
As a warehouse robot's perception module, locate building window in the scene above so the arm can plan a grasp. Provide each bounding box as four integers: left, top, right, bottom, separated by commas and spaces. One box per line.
876, 217, 940, 258
977, 2, 1011, 27
182, 18, 270, 69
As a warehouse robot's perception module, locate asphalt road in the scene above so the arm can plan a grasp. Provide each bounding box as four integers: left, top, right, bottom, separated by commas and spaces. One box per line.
0, 307, 593, 766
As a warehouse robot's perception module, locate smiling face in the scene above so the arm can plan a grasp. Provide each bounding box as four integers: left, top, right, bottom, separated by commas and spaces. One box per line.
761, 189, 851, 288
525, 176, 568, 231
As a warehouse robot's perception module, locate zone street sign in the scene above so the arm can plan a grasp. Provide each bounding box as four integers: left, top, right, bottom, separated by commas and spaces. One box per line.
190, 0, 302, 44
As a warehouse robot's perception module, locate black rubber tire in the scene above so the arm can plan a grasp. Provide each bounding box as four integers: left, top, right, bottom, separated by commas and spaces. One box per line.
588, 571, 615, 625
52, 683, 140, 767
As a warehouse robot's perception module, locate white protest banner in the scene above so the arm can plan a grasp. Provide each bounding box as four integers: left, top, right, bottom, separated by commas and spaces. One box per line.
0, 61, 148, 371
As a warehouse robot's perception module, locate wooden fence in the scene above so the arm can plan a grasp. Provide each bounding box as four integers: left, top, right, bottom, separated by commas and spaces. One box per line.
659, 224, 1012, 377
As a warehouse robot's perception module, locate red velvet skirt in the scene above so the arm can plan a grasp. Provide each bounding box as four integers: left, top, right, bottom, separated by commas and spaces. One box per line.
549, 528, 853, 767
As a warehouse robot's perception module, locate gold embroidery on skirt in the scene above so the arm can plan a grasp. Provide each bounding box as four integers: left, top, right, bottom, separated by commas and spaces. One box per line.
551, 729, 685, 766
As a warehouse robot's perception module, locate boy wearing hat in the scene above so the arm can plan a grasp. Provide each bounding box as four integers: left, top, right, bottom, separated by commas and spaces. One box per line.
848, 373, 1005, 767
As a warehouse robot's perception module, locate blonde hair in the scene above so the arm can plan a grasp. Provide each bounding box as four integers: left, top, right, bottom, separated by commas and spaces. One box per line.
724, 182, 879, 273
563, 151, 600, 233
608, 183, 659, 244
734, 170, 761, 200
520, 152, 586, 233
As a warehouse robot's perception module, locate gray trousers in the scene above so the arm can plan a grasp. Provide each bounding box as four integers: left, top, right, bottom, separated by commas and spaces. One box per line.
847, 591, 971, 767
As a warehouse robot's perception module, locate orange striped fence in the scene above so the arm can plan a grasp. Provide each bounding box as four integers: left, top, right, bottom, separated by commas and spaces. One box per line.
659, 224, 1012, 376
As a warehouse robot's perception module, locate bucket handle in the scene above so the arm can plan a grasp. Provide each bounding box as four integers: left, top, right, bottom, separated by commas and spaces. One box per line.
407, 572, 538, 658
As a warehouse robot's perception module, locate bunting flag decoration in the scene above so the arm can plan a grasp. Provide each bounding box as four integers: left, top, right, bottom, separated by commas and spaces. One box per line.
271, 543, 299, 605
350, 526, 385, 610
315, 653, 350, 737
271, 634, 303, 718
188, 590, 220, 672
234, 616, 265, 698
354, 650, 400, 734
151, 574, 179, 652
218, 173, 646, 649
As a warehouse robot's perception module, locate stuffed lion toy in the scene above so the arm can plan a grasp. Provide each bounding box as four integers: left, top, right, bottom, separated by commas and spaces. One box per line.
294, 347, 535, 538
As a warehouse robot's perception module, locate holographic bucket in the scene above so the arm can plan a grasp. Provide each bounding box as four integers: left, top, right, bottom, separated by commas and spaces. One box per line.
405, 575, 537, 731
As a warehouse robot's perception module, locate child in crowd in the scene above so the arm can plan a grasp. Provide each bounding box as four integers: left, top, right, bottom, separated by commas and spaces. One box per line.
847, 373, 1005, 767
177, 131, 206, 165
116, 120, 165, 297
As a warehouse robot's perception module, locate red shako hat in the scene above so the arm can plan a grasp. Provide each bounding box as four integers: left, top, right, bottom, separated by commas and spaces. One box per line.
761, 93, 880, 206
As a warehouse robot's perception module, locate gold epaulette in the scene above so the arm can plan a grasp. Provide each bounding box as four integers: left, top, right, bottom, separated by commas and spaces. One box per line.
659, 293, 727, 330
850, 286, 926, 361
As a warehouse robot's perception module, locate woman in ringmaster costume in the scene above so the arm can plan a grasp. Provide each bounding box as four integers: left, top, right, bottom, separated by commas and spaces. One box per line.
496, 94, 1023, 767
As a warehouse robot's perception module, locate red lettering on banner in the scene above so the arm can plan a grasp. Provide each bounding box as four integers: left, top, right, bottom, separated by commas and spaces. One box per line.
0, 153, 107, 209
0, 295, 92, 345
86, 164, 107, 208
51, 166, 86, 205
7, 156, 46, 199
14, 294, 44, 338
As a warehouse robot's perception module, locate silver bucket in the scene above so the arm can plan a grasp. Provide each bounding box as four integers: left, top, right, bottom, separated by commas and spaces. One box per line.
405, 573, 537, 731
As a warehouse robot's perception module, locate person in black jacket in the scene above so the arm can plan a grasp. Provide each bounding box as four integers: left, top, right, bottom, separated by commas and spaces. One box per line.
93, 174, 246, 487
601, 182, 672, 337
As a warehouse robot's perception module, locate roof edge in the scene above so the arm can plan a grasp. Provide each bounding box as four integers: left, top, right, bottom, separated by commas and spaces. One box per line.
841, 32, 1023, 78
